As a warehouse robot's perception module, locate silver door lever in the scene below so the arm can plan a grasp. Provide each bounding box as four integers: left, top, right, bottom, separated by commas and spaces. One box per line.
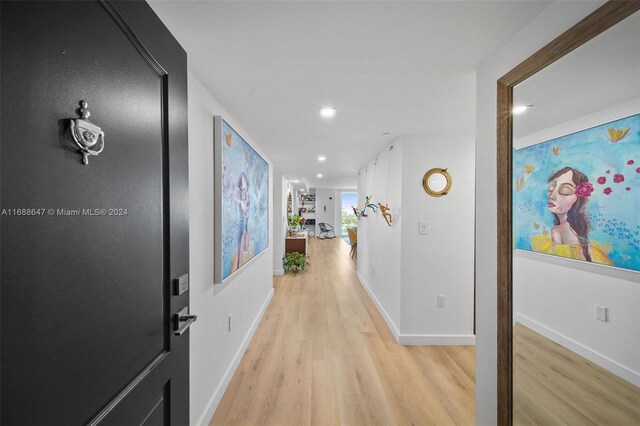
174, 307, 197, 335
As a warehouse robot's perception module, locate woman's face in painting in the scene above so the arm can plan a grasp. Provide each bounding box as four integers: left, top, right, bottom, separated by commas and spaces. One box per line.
547, 170, 577, 215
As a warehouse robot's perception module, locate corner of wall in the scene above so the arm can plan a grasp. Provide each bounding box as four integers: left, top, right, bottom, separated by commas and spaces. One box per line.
355, 270, 401, 342
398, 135, 476, 339
357, 136, 475, 344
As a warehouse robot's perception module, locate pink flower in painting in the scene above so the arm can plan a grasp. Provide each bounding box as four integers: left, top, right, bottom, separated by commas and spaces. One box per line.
597, 176, 606, 185
625, 187, 631, 192
603, 187, 612, 195
628, 159, 635, 165
606, 170, 611, 174
613, 173, 625, 183
636, 167, 640, 174
575, 182, 594, 198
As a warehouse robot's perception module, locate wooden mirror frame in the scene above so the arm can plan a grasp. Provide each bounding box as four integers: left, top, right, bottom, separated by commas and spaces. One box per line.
496, 2, 640, 424
423, 168, 452, 197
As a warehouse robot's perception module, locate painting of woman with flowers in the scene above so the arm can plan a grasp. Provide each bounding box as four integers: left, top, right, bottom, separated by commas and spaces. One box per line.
530, 166, 611, 264
513, 113, 639, 271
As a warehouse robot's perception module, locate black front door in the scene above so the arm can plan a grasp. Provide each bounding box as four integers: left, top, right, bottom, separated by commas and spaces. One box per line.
1, 1, 190, 424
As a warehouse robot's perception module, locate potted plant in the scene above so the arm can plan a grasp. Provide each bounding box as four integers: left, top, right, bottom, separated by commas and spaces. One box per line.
283, 251, 307, 272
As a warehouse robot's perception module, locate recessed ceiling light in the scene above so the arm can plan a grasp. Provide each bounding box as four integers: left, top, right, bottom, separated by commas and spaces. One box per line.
292, 179, 299, 183
318, 156, 326, 162
382, 132, 392, 136
319, 107, 336, 118
317, 174, 323, 178
513, 105, 529, 115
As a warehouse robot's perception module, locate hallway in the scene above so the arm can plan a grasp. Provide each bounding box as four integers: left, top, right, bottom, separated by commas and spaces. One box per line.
211, 238, 475, 426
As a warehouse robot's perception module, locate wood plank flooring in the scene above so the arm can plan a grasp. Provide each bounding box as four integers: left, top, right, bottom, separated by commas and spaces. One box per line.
514, 322, 640, 425
210, 238, 475, 426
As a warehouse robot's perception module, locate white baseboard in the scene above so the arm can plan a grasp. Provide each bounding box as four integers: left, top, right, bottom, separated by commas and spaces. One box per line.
273, 269, 284, 276
515, 313, 640, 387
399, 334, 476, 345
356, 271, 475, 346
195, 287, 275, 426
356, 271, 401, 343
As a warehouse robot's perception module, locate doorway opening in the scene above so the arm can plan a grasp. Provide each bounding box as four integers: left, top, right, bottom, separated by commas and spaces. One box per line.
340, 191, 358, 241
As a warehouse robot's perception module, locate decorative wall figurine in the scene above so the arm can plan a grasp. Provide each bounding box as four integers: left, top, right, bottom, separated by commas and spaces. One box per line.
513, 113, 639, 272
352, 206, 361, 219
377, 145, 396, 225
378, 203, 393, 226
364, 195, 378, 214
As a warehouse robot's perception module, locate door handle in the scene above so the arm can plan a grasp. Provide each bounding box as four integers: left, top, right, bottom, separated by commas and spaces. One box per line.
174, 306, 197, 335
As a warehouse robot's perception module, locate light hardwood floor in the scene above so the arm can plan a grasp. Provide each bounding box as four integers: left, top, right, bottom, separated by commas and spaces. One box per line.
210, 237, 475, 426
514, 322, 640, 425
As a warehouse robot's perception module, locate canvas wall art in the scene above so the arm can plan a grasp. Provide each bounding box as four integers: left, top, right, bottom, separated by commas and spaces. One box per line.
513, 113, 640, 272
214, 117, 269, 285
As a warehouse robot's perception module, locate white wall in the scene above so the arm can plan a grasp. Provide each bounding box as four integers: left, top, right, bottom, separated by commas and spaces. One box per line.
357, 145, 403, 335
188, 71, 274, 426
315, 188, 337, 234
334, 191, 342, 230
515, 253, 640, 386
291, 188, 300, 216
400, 135, 475, 342
272, 169, 287, 275
513, 100, 640, 386
356, 137, 475, 344
474, 2, 605, 424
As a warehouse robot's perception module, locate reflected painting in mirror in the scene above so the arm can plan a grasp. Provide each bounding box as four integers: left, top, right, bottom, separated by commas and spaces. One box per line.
510, 7, 640, 425
513, 114, 639, 271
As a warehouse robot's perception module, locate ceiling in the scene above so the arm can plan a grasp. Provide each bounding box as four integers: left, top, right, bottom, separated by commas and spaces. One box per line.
149, 0, 551, 189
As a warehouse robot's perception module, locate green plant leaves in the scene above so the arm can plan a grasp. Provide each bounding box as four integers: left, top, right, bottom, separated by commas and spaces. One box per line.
283, 251, 307, 272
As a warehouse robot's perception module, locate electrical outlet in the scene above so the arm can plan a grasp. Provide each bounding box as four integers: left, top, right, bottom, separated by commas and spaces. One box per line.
228, 313, 233, 331
595, 305, 608, 322
419, 222, 427, 235
437, 294, 446, 308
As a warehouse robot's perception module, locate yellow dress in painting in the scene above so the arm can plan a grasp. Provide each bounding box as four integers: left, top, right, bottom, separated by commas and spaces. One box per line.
530, 234, 613, 265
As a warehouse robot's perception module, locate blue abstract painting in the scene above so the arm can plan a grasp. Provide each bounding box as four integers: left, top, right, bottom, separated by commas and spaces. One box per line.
513, 114, 640, 272
221, 120, 269, 280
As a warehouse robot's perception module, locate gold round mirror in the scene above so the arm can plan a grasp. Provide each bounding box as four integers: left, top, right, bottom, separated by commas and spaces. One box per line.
422, 168, 452, 197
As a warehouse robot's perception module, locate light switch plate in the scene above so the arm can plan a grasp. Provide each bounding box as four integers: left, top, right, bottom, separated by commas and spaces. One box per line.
419, 222, 427, 235
595, 305, 608, 322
